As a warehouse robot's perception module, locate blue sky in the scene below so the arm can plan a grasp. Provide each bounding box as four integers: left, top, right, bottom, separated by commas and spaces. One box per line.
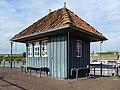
0, 0, 120, 54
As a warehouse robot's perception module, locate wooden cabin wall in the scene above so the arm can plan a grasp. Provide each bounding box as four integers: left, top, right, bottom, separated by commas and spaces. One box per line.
26, 34, 67, 79
48, 34, 67, 79
68, 35, 90, 78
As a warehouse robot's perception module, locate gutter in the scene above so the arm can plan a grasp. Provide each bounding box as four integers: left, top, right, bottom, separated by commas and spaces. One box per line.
11, 24, 70, 41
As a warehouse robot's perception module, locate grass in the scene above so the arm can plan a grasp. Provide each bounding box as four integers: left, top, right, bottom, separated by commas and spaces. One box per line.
0, 54, 24, 61
96, 52, 119, 55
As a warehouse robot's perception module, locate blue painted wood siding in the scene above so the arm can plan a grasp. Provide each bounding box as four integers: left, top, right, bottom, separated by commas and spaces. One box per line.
26, 34, 67, 79
48, 35, 67, 79
68, 35, 90, 77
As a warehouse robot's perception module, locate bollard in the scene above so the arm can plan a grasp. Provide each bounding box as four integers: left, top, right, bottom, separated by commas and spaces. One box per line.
100, 63, 102, 76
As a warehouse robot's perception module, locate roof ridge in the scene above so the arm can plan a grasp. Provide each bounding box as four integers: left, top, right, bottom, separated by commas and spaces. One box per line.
62, 7, 71, 24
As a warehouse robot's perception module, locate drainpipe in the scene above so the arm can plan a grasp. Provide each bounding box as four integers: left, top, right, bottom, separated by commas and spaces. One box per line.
67, 32, 70, 79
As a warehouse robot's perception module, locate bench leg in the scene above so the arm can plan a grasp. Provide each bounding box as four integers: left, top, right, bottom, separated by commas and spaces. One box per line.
76, 69, 78, 81
46, 71, 48, 77
39, 69, 41, 78
87, 68, 89, 78
25, 67, 27, 73
30, 68, 31, 75
21, 66, 23, 73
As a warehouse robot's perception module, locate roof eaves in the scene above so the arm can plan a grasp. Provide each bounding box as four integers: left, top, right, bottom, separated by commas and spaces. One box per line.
11, 24, 70, 41
69, 24, 108, 41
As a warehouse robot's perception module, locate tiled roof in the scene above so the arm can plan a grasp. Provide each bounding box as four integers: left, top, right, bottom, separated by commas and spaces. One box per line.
12, 7, 107, 40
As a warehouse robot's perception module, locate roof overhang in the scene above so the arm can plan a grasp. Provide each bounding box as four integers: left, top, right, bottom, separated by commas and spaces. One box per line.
69, 24, 108, 42
11, 24, 70, 43
11, 24, 107, 43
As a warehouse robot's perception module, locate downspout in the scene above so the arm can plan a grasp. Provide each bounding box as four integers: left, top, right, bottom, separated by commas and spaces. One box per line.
67, 32, 70, 79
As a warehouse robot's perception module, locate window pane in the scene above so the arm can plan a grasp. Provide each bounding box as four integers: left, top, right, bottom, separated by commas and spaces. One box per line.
76, 40, 82, 57
41, 40, 48, 57
34, 42, 40, 57
28, 43, 33, 57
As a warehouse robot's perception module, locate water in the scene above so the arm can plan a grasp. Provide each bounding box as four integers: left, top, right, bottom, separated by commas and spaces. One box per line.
0, 61, 25, 68
90, 63, 120, 76
89, 68, 119, 76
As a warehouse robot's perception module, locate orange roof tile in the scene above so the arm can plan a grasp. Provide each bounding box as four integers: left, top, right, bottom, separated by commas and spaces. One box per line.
12, 7, 107, 41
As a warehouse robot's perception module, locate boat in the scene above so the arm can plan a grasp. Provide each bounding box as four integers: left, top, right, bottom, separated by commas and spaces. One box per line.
90, 60, 117, 68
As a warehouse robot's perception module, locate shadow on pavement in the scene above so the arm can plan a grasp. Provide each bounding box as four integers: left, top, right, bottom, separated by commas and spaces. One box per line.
0, 76, 27, 90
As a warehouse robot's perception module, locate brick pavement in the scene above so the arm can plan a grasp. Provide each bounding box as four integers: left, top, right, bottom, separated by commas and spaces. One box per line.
0, 67, 120, 90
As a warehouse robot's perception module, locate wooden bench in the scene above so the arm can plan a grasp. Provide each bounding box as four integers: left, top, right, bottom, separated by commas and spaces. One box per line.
21, 65, 48, 78
71, 67, 90, 81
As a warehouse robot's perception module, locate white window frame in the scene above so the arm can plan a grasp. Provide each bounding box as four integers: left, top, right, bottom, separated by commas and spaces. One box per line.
76, 40, 82, 57
28, 43, 33, 57
34, 42, 40, 57
41, 40, 48, 57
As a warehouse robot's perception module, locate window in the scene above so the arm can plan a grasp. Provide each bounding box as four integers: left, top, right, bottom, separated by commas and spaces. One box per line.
76, 40, 82, 57
34, 42, 40, 57
41, 40, 48, 57
28, 43, 33, 57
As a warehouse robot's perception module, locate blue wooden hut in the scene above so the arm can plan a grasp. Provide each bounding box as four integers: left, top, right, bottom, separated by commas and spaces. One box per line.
11, 7, 107, 79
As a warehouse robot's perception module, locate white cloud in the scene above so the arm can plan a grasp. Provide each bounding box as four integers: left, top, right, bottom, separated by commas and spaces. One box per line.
0, 0, 120, 53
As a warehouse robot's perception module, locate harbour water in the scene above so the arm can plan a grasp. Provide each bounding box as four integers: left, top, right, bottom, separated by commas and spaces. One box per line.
0, 61, 25, 68
89, 68, 119, 76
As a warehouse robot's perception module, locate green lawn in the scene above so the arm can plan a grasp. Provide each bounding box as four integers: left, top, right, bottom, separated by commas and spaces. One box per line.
0, 54, 24, 61
96, 52, 119, 55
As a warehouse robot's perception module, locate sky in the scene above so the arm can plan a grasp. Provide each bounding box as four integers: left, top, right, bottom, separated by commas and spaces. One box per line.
0, 0, 120, 54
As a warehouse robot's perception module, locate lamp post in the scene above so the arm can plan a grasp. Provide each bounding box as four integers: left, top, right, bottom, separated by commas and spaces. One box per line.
100, 41, 103, 76
10, 41, 13, 69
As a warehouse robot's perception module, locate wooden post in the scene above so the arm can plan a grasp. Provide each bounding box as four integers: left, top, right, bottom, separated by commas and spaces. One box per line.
115, 65, 118, 76
14, 60, 15, 68
21, 66, 23, 73
87, 65, 89, 78
39, 68, 41, 78
3, 60, 5, 68
30, 67, 31, 75
76, 69, 78, 81
94, 67, 95, 76
100, 63, 102, 76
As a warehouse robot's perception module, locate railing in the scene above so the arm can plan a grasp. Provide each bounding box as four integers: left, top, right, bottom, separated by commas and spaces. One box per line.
0, 60, 26, 68
90, 64, 120, 77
